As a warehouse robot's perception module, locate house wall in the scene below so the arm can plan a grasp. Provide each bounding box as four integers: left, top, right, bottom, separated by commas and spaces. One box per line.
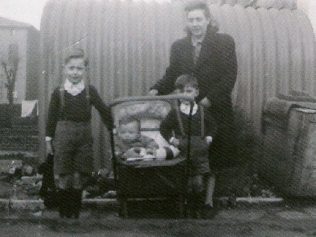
0, 27, 27, 104
26, 27, 40, 100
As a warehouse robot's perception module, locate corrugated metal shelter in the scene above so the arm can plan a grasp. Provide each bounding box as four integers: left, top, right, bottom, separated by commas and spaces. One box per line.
208, 0, 297, 9
39, 0, 316, 169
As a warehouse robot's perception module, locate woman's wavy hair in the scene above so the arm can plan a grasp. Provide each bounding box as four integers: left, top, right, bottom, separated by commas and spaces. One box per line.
183, 1, 219, 35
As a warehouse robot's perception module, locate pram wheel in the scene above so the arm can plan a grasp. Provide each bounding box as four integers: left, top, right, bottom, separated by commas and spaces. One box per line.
119, 198, 128, 218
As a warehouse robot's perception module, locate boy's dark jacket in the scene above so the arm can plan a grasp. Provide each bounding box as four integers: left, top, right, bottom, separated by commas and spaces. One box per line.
160, 105, 217, 140
160, 104, 217, 175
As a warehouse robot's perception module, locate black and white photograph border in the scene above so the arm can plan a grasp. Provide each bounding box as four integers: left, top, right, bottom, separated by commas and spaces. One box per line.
0, 0, 315, 236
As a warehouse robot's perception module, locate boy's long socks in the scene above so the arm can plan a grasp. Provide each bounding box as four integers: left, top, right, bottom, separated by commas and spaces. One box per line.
71, 188, 83, 219
58, 189, 72, 218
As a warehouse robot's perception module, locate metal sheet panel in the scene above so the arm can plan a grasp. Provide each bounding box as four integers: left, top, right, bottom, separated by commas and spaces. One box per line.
211, 0, 297, 9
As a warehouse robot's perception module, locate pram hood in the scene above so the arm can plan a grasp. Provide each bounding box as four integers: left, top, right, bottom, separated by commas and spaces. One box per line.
111, 95, 194, 133
110, 95, 194, 159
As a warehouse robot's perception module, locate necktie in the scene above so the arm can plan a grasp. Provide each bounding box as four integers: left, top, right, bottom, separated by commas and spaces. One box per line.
193, 42, 202, 65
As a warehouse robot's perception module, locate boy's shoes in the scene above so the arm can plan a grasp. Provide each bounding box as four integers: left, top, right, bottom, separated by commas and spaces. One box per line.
70, 189, 82, 219
58, 190, 72, 218
201, 205, 218, 219
185, 207, 202, 219
192, 209, 202, 219
58, 189, 81, 219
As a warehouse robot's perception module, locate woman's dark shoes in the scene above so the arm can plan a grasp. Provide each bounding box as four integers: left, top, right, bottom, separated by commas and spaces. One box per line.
201, 205, 218, 219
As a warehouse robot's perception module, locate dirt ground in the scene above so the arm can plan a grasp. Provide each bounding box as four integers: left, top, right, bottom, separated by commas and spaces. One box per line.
1, 203, 316, 237
0, 167, 315, 236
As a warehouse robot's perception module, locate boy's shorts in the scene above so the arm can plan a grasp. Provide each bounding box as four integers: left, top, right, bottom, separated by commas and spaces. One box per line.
53, 121, 94, 175
179, 136, 211, 176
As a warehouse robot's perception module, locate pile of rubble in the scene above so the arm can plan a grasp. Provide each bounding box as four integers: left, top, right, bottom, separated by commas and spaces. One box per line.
0, 161, 279, 209
0, 161, 116, 202
0, 161, 41, 200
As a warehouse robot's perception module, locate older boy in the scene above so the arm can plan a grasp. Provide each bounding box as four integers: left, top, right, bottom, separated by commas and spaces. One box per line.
46, 48, 112, 218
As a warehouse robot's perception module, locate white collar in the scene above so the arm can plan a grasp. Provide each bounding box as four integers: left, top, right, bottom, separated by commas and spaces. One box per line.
180, 101, 198, 115
64, 79, 85, 96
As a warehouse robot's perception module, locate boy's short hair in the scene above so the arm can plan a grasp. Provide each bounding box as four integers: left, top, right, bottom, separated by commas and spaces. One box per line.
175, 74, 199, 90
118, 116, 141, 130
64, 48, 89, 66
184, 1, 211, 19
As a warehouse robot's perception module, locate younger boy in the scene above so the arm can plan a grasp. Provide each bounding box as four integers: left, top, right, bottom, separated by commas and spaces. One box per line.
115, 117, 159, 160
46, 48, 112, 218
160, 74, 217, 218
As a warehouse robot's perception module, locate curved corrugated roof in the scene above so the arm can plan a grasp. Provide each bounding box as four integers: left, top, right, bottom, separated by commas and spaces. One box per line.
209, 0, 297, 10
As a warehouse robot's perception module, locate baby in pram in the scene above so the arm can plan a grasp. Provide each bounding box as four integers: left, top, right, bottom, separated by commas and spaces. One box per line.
115, 116, 159, 160
114, 102, 179, 161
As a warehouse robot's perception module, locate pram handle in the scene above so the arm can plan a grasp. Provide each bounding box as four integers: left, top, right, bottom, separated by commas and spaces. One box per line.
110, 95, 194, 107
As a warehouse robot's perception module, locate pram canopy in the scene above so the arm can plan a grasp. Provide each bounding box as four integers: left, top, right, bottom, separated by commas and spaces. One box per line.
110, 95, 194, 165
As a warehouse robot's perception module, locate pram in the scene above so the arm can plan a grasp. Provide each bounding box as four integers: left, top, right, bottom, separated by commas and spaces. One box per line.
110, 95, 195, 218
